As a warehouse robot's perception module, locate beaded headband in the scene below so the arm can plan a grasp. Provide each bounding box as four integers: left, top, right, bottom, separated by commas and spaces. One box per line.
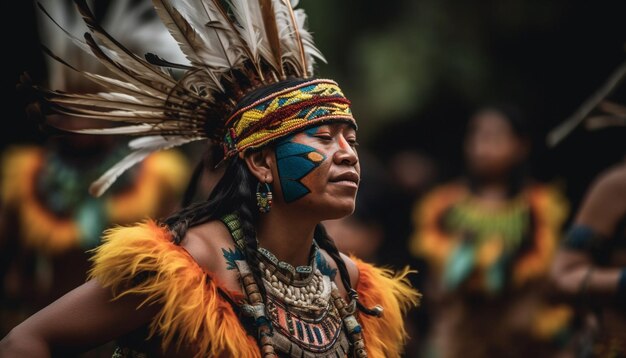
222, 79, 356, 159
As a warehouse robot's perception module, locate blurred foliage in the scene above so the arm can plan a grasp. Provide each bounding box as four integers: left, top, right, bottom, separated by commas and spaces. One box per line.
302, 0, 624, 145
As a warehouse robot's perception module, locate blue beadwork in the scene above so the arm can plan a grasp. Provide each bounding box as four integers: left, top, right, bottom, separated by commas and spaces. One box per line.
304, 323, 315, 343
313, 326, 324, 343
295, 321, 304, 340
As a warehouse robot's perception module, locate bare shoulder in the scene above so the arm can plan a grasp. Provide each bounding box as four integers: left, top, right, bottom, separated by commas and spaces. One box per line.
339, 253, 359, 289
180, 219, 236, 273
576, 162, 626, 236
594, 163, 626, 192
583, 162, 626, 207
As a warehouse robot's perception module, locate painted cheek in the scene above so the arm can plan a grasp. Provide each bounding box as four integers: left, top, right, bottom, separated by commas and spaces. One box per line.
274, 136, 327, 203
299, 156, 331, 192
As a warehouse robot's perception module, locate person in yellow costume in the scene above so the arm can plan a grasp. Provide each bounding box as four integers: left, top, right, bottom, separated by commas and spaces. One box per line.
0, 0, 189, 335
410, 105, 572, 357
0, 0, 420, 357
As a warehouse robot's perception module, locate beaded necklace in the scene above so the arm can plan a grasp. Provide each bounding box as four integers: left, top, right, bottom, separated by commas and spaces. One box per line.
221, 214, 367, 357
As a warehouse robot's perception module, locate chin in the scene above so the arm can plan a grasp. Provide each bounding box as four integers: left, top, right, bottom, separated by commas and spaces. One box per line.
320, 199, 356, 220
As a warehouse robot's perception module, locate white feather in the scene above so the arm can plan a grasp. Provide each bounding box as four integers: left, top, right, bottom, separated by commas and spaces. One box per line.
89, 135, 200, 197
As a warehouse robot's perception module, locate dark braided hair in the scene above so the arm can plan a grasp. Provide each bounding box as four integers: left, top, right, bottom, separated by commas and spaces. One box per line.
164, 77, 378, 319
315, 224, 381, 316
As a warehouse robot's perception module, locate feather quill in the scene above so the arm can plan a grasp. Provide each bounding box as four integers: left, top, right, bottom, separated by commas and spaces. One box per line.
89, 136, 198, 197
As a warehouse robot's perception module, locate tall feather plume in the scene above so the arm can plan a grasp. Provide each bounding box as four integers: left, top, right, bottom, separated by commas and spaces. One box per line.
227, 0, 270, 74
33, 0, 328, 196
259, 0, 284, 79
279, 0, 306, 76
151, 0, 225, 89
294, 8, 326, 75
208, 0, 264, 79
259, 0, 286, 79
74, 0, 177, 90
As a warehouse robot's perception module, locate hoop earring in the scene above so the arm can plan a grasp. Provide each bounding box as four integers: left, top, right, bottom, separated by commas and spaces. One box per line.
256, 182, 273, 213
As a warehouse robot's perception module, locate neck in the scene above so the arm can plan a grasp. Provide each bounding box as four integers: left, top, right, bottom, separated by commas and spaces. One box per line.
474, 181, 509, 199
256, 205, 318, 267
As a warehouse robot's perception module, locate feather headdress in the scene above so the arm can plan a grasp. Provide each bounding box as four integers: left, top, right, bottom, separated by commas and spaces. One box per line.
32, 0, 354, 197
36, 0, 188, 91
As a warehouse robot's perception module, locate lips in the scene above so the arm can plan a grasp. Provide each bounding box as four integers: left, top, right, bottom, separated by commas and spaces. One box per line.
329, 171, 360, 185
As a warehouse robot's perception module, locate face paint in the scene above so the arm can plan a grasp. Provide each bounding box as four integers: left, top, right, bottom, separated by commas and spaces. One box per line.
275, 128, 327, 203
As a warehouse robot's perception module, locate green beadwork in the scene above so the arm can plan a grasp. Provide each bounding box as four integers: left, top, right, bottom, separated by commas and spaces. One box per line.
444, 196, 530, 251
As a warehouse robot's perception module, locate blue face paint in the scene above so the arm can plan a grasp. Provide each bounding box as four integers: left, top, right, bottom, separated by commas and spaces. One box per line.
275, 129, 327, 203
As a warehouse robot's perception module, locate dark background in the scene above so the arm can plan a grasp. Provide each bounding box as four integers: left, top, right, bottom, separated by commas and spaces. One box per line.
4, 0, 626, 212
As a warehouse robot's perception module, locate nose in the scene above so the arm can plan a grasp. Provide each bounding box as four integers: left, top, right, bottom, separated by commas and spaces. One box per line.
333, 136, 358, 166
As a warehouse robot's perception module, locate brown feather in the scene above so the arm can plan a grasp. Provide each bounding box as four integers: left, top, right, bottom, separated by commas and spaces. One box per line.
259, 0, 284, 79
281, 0, 306, 75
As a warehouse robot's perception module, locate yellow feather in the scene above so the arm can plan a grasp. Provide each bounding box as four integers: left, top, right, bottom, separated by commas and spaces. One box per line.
353, 258, 421, 358
88, 221, 260, 357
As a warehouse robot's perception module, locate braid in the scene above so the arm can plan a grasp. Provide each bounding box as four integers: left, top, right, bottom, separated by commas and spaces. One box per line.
235, 170, 268, 299
315, 224, 352, 292
315, 223, 382, 317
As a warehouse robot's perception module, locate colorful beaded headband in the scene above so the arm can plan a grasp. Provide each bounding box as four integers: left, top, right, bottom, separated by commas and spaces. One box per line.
222, 79, 356, 159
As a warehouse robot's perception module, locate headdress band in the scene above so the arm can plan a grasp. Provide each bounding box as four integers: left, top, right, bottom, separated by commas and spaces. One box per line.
222, 79, 356, 159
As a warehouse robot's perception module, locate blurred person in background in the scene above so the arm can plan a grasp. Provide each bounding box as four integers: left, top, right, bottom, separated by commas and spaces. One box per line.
0, 0, 189, 336
409, 104, 574, 357
550, 62, 626, 357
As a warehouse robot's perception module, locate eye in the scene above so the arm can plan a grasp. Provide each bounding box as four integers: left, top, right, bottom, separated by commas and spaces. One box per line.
346, 137, 359, 147
314, 134, 333, 141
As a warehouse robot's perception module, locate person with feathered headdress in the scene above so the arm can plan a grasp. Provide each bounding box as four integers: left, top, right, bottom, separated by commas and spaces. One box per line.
0, 0, 420, 357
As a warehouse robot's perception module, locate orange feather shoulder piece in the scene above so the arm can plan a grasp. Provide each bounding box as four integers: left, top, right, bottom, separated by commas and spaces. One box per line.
88, 220, 260, 358
353, 258, 421, 358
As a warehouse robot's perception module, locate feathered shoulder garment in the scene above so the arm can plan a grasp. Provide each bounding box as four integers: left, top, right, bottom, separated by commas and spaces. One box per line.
89, 220, 419, 357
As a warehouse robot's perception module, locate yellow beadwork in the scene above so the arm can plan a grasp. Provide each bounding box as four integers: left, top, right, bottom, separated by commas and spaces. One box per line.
226, 79, 355, 156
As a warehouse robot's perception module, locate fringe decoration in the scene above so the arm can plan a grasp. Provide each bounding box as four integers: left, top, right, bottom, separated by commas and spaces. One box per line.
88, 220, 260, 358
353, 258, 421, 358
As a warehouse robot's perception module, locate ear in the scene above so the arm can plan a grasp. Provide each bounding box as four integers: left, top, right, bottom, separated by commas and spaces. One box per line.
243, 147, 275, 184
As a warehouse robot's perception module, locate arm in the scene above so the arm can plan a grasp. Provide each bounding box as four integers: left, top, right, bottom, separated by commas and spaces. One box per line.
0, 279, 158, 357
551, 164, 626, 300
